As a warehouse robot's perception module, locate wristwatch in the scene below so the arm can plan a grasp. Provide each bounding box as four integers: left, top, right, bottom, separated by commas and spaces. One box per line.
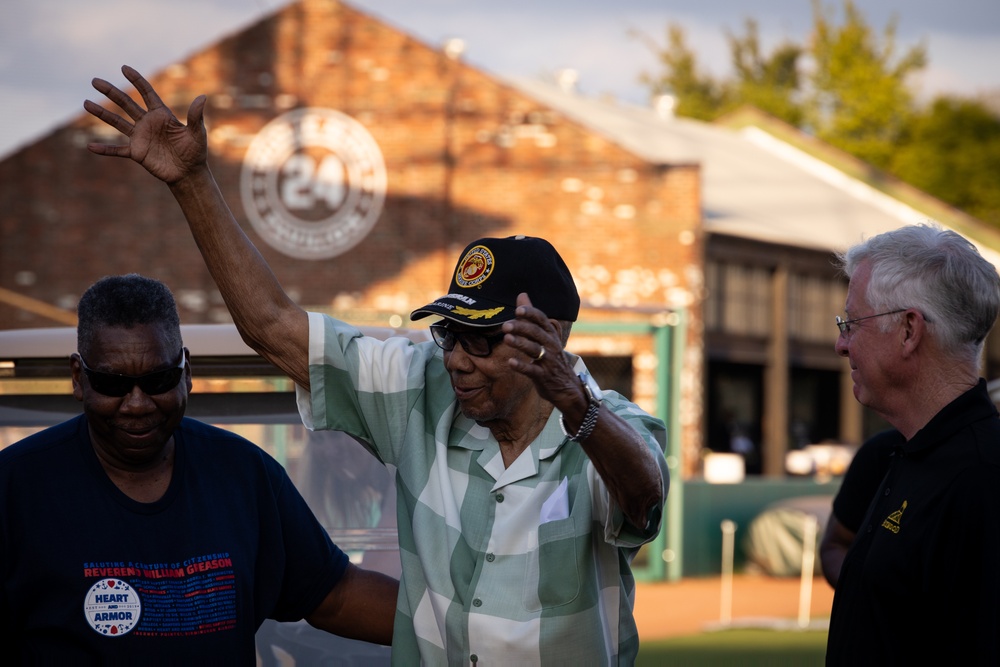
561, 372, 602, 442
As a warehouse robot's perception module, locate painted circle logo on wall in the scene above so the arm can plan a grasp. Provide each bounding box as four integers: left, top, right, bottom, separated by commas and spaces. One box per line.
240, 108, 388, 260
83, 578, 142, 637
455, 245, 496, 288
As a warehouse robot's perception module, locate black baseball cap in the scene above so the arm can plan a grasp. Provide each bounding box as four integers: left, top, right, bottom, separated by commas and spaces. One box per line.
410, 235, 580, 327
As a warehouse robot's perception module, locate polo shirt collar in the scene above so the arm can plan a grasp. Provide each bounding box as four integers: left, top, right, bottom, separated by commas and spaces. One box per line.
904, 378, 997, 456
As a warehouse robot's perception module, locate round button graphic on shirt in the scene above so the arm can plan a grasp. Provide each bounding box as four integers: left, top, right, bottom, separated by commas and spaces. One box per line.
83, 578, 142, 637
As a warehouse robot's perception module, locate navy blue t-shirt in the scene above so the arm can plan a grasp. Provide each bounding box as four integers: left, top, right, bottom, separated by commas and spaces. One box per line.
0, 415, 349, 665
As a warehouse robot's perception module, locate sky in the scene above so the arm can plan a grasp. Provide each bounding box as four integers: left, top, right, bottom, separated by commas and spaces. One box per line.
1, 0, 998, 159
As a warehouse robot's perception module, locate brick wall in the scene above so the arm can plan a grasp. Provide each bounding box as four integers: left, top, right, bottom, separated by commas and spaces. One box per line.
0, 0, 704, 460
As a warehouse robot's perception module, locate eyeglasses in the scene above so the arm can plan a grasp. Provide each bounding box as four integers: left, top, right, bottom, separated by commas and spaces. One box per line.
429, 324, 506, 357
78, 351, 186, 397
835, 309, 907, 335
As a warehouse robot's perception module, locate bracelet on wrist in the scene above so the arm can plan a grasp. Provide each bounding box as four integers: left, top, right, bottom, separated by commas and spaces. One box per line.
560, 400, 600, 442
561, 372, 602, 442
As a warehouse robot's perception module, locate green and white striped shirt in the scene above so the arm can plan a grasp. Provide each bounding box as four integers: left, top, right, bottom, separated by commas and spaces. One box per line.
297, 313, 669, 665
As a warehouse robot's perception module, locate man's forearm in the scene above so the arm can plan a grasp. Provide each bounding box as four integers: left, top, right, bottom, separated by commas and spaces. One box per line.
167, 164, 311, 387
579, 409, 666, 531
306, 566, 398, 645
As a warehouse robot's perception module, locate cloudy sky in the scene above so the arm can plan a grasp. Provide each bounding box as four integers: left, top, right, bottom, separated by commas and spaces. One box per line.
1, 0, 998, 158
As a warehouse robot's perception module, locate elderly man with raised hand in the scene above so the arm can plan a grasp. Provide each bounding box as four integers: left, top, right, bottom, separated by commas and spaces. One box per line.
826, 224, 1000, 666
84, 65, 669, 665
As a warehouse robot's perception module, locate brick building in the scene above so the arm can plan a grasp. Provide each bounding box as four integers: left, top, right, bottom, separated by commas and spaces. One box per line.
0, 0, 701, 467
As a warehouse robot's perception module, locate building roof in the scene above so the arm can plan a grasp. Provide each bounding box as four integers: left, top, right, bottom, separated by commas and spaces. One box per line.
507, 75, 1000, 264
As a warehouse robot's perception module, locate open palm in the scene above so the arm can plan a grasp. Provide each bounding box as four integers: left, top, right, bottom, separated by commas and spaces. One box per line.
84, 65, 208, 185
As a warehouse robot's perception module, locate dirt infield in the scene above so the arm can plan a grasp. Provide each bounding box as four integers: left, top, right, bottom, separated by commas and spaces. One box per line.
634, 575, 836, 641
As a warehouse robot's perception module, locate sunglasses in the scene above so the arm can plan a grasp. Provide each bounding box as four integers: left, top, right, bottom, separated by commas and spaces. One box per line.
78, 351, 187, 397
429, 324, 506, 357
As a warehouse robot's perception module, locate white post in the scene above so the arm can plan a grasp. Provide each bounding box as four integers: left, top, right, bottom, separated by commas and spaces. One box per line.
798, 514, 818, 628
720, 519, 737, 625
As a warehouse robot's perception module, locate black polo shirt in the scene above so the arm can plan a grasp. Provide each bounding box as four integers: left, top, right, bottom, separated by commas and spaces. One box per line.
832, 428, 903, 533
827, 380, 1000, 666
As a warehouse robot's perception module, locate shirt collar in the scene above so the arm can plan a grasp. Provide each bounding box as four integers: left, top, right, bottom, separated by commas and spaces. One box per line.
904, 378, 997, 455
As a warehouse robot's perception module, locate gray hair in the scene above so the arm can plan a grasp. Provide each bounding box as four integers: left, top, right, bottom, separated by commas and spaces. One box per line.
837, 224, 1000, 362
77, 274, 182, 358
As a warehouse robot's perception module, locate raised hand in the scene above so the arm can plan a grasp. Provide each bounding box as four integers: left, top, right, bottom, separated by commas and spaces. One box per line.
84, 65, 208, 184
502, 292, 581, 406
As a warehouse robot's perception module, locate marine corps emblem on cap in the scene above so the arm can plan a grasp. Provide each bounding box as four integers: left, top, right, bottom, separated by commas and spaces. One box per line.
455, 245, 495, 289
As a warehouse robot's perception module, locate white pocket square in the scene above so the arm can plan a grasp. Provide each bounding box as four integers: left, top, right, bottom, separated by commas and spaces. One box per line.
540, 477, 570, 523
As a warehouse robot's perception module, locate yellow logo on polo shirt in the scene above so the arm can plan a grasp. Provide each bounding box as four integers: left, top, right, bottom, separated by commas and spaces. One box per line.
881, 500, 907, 534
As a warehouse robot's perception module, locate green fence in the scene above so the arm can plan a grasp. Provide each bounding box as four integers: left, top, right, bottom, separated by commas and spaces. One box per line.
681, 478, 840, 576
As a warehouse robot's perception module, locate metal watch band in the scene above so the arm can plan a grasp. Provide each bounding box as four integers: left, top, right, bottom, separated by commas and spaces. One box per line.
560, 400, 600, 442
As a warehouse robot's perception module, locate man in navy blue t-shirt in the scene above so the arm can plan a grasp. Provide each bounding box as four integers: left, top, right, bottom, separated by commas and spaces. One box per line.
0, 274, 398, 665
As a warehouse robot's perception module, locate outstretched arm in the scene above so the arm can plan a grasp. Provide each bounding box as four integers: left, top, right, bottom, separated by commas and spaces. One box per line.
84, 65, 311, 388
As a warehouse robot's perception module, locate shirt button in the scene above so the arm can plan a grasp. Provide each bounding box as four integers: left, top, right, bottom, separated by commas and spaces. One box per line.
473, 598, 483, 607
883, 487, 891, 496
470, 655, 479, 664
495, 493, 504, 503
866, 524, 873, 533
486, 553, 495, 562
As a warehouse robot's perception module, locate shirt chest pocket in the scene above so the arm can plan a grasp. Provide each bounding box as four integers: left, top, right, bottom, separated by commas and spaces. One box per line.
522, 515, 581, 611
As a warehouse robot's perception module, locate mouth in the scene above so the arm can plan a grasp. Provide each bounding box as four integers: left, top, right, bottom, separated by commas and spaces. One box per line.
450, 380, 485, 401
849, 369, 863, 397
452, 385, 482, 401
118, 423, 161, 441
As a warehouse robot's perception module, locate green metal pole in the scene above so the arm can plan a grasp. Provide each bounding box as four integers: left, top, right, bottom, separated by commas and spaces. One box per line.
571, 314, 686, 581
655, 309, 686, 582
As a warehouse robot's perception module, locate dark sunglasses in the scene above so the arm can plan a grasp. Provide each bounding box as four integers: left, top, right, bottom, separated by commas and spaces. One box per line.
78, 351, 186, 397
429, 324, 506, 358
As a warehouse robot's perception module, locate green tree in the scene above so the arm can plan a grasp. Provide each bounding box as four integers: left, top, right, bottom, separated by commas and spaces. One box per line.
634, 20, 802, 123
728, 19, 804, 126
634, 23, 730, 121
891, 97, 1000, 226
636, 1, 925, 155
806, 0, 926, 168
635, 0, 1000, 227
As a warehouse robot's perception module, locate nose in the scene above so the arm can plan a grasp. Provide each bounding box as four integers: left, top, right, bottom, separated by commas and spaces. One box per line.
443, 344, 474, 372
834, 331, 849, 357
118, 385, 156, 413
